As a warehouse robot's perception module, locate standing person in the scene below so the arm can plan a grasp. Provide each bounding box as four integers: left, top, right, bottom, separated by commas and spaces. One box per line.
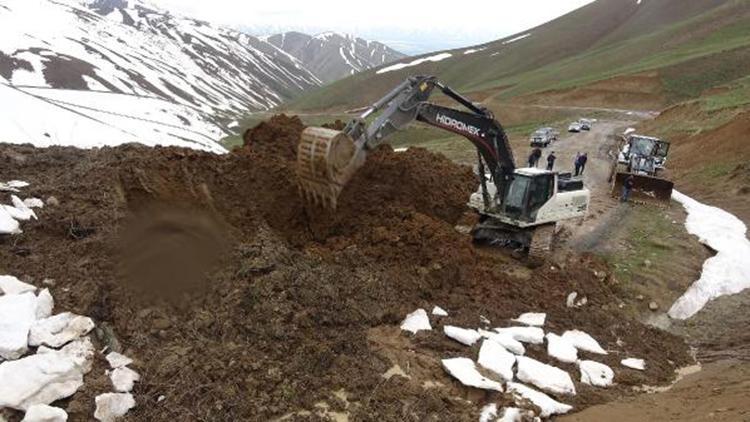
574, 153, 582, 176
528, 151, 536, 168
579, 153, 589, 175
621, 175, 635, 202
532, 148, 543, 167
546, 151, 557, 171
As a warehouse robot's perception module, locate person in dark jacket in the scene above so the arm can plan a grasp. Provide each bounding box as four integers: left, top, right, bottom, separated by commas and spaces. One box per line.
531, 148, 543, 167
574, 152, 582, 176
546, 152, 557, 171
578, 153, 589, 175
621, 175, 635, 202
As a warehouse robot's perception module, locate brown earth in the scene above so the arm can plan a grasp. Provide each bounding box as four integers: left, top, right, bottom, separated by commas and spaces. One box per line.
517, 72, 667, 111
0, 115, 690, 421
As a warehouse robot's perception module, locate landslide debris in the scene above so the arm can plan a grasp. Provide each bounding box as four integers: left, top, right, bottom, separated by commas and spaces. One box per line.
0, 115, 689, 421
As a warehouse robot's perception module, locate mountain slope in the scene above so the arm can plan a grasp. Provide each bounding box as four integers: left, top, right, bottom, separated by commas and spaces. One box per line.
0, 0, 321, 120
265, 31, 405, 83
288, 0, 748, 112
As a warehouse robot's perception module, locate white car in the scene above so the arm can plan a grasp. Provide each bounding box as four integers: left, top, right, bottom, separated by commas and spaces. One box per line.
568, 122, 582, 133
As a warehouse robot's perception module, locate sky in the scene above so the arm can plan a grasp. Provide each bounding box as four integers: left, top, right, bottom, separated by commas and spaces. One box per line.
153, 0, 597, 55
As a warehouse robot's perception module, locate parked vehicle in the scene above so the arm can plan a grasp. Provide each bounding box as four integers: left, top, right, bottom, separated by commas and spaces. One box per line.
568, 121, 582, 133
529, 127, 558, 147
579, 119, 593, 131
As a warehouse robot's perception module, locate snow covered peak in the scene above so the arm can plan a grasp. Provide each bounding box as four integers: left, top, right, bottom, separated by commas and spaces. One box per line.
267, 31, 406, 83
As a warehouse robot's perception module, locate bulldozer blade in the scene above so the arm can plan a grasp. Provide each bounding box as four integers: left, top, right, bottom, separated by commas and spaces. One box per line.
296, 126, 364, 209
612, 172, 674, 206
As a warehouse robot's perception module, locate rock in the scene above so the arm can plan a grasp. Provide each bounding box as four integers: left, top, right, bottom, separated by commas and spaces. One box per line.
151, 317, 171, 330
109, 367, 140, 393
21, 404, 67, 422
28, 313, 95, 348
566, 292, 578, 308
649, 301, 659, 311
42, 279, 56, 287
644, 259, 652, 268
0, 338, 94, 410
45, 197, 60, 207
636, 294, 645, 301
0, 292, 38, 360
94, 393, 136, 422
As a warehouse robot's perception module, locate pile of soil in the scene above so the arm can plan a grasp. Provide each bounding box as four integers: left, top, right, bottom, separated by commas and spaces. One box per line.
0, 115, 689, 421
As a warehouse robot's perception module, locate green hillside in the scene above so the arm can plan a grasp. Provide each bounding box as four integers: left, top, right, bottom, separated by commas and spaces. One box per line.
285, 0, 750, 112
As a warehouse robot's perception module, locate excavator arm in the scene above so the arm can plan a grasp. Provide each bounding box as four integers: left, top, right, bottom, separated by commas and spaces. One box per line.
296, 75, 515, 208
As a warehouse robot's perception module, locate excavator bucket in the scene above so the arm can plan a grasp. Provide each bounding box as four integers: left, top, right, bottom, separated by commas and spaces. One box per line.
611, 172, 674, 206
296, 126, 364, 209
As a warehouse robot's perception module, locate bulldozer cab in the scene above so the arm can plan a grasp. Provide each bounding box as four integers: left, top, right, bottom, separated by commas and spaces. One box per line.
628, 136, 670, 159
501, 170, 556, 222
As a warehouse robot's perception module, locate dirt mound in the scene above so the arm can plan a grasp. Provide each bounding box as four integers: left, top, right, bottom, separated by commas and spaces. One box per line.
0, 116, 689, 421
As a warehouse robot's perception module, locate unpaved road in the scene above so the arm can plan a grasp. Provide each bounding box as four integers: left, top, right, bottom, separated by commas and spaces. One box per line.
561, 360, 750, 421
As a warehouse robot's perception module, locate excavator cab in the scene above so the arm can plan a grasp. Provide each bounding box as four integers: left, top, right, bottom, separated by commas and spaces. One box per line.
500, 171, 555, 222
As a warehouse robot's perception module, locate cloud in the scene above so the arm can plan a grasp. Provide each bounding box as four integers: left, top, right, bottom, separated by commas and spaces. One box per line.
151, 0, 596, 53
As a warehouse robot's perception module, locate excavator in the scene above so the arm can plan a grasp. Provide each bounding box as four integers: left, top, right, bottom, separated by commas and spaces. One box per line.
296, 76, 589, 256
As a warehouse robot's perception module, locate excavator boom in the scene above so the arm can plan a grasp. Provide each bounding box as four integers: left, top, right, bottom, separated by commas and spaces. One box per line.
296, 76, 514, 209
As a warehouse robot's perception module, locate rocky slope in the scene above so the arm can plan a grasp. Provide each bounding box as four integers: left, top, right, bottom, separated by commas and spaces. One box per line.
265, 31, 405, 84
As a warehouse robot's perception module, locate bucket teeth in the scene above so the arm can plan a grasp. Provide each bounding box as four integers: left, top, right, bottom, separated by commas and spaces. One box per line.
295, 127, 359, 210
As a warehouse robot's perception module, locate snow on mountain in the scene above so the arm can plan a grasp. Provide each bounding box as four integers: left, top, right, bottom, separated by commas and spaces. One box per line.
0, 0, 323, 151
266, 31, 406, 84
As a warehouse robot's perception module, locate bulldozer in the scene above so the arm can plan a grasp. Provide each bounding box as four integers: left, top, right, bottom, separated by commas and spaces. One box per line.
609, 134, 674, 205
296, 76, 589, 256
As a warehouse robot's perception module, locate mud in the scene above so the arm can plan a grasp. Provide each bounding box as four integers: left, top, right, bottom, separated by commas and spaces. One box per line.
0, 115, 689, 421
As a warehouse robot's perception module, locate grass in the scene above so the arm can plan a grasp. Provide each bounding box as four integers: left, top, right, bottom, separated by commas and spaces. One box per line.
603, 206, 677, 285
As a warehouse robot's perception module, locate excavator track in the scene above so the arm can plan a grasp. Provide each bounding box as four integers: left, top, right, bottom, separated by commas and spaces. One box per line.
528, 223, 556, 260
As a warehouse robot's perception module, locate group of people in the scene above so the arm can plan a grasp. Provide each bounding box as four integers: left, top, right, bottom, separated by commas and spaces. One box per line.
525, 148, 636, 203
526, 148, 588, 175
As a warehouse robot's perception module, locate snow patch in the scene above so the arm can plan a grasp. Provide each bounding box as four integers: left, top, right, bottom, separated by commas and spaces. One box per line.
479, 403, 498, 422
400, 308, 431, 334
29, 313, 95, 348
545, 333, 578, 364
21, 404, 68, 422
478, 328, 525, 355
377, 53, 452, 74
432, 306, 448, 316
502, 33, 532, 45
109, 367, 140, 393
578, 360, 614, 387
621, 358, 646, 370
94, 393, 136, 421
0, 292, 38, 360
562, 330, 607, 355
0, 337, 94, 410
106, 352, 134, 369
494, 326, 544, 344
511, 312, 546, 327
516, 356, 576, 396
441, 357, 503, 391
669, 190, 750, 319
477, 339, 515, 381
0, 275, 37, 295
444, 326, 481, 346
507, 382, 573, 418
